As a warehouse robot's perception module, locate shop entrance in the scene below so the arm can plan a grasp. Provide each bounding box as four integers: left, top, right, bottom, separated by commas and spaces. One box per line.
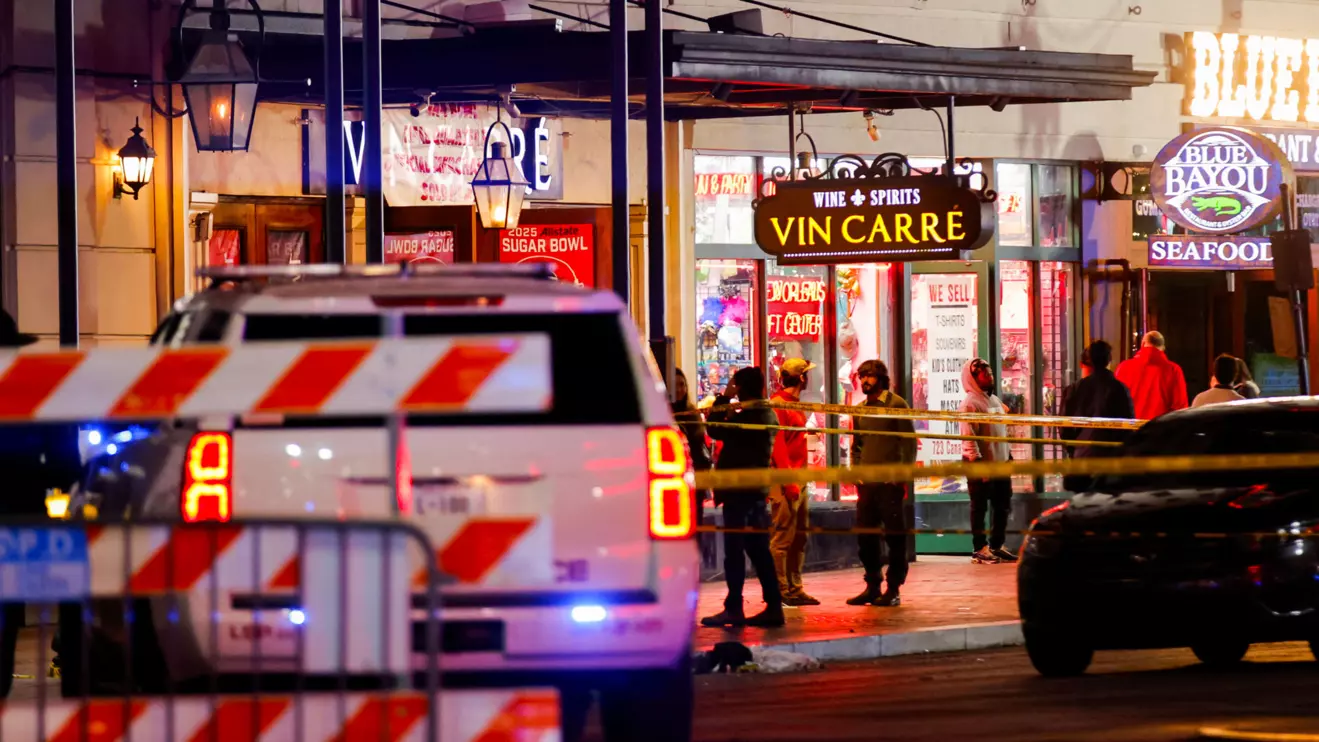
1148, 270, 1301, 398
208, 199, 326, 268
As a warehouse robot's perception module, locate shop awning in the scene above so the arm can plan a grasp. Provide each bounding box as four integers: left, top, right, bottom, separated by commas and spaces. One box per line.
237, 25, 1156, 119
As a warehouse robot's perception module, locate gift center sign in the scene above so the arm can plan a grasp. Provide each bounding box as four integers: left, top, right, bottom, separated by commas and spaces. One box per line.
767, 276, 825, 340
1149, 126, 1291, 234
753, 176, 994, 265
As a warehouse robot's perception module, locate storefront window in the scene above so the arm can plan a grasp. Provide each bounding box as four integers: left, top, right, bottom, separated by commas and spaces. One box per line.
765, 262, 828, 501
1040, 261, 1074, 492
207, 229, 241, 267
996, 163, 1033, 246
1297, 177, 1319, 242
999, 261, 1033, 493
836, 263, 896, 500
1037, 165, 1074, 247
695, 156, 756, 244
694, 259, 758, 403
911, 273, 977, 495
762, 156, 828, 194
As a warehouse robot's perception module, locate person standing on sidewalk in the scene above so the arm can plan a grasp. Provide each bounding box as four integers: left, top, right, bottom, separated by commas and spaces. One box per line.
768, 359, 820, 607
959, 358, 1017, 565
0, 310, 82, 695
1115, 331, 1187, 420
1192, 354, 1246, 408
671, 368, 712, 525
846, 360, 915, 607
1060, 341, 1134, 494
701, 366, 784, 628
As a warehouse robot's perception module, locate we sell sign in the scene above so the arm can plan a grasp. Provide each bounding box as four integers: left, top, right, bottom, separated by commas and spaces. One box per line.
497, 225, 595, 287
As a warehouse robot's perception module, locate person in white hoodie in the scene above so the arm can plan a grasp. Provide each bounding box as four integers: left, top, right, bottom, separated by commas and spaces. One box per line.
959, 358, 1017, 565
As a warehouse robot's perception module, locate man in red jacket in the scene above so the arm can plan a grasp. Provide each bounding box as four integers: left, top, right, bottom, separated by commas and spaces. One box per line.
770, 358, 819, 606
1115, 331, 1188, 420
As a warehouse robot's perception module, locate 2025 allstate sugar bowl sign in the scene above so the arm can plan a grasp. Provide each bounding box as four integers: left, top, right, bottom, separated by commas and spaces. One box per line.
753, 176, 995, 265
497, 224, 595, 287
1150, 125, 1293, 234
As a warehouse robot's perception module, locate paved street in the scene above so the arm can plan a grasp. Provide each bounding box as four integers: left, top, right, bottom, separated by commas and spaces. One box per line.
669, 642, 1319, 742
696, 556, 1018, 650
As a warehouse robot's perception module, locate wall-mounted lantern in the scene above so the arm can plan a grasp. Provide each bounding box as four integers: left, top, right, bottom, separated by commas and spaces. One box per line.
114, 118, 156, 200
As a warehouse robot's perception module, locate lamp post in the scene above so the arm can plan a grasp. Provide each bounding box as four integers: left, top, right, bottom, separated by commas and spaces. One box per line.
178, 1, 261, 152
114, 118, 156, 200
470, 119, 530, 230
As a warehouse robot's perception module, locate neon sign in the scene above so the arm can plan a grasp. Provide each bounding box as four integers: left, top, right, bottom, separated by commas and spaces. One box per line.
1186, 31, 1319, 123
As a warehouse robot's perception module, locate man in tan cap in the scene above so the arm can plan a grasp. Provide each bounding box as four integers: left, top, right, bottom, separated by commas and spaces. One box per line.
769, 358, 819, 606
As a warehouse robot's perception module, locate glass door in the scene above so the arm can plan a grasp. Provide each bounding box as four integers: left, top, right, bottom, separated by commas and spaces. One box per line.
907, 260, 991, 553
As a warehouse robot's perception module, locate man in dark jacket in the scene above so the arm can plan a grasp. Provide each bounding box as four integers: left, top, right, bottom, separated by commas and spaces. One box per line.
1061, 340, 1135, 493
0, 310, 83, 696
846, 360, 916, 607
701, 366, 783, 628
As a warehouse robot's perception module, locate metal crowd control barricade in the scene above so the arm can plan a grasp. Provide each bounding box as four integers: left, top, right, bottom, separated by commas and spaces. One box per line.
0, 332, 562, 741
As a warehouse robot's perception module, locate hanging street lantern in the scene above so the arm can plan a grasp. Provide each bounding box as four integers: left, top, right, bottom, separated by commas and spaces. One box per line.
470, 118, 530, 229
114, 118, 156, 200
178, 1, 261, 152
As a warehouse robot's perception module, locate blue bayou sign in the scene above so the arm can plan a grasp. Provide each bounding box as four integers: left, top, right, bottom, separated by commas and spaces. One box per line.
1149, 126, 1293, 235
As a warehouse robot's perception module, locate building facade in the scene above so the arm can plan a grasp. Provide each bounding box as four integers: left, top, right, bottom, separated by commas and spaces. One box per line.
2, 2, 1314, 535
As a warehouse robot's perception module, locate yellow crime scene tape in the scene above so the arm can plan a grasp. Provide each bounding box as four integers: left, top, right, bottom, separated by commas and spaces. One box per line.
692, 451, 1319, 491
700, 419, 1122, 449
764, 399, 1145, 430
698, 399, 1144, 431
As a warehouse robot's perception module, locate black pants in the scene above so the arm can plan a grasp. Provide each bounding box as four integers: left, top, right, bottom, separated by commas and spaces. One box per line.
968, 477, 1013, 551
0, 603, 22, 697
856, 483, 908, 588
720, 496, 780, 613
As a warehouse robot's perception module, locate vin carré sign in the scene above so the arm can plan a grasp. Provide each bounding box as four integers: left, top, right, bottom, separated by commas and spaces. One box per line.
752, 177, 994, 265
1150, 126, 1292, 234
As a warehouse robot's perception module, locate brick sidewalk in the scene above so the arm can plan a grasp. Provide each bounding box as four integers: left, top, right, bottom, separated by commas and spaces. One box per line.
695, 556, 1019, 651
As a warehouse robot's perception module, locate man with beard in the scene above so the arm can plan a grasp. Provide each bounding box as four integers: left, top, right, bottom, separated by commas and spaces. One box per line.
846, 360, 915, 607
960, 358, 1017, 565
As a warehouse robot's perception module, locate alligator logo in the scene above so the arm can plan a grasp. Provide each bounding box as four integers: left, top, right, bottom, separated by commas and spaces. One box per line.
1190, 195, 1243, 217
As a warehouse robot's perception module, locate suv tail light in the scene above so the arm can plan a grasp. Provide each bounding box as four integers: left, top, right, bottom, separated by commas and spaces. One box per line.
183, 432, 233, 523
647, 427, 694, 540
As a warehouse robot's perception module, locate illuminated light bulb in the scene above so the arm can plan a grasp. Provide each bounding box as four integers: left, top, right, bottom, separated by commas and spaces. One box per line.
1273, 37, 1303, 122
1305, 39, 1319, 123
1217, 33, 1246, 118
1189, 31, 1222, 118
493, 202, 507, 226
215, 101, 229, 120
1243, 35, 1276, 121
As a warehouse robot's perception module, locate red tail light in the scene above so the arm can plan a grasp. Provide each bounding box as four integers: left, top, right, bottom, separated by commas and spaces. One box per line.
183, 432, 233, 523
647, 427, 694, 540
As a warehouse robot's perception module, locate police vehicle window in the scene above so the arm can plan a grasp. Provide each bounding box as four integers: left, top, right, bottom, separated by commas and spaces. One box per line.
148, 313, 182, 345
405, 312, 641, 425
237, 312, 641, 425
242, 314, 381, 340
181, 310, 233, 343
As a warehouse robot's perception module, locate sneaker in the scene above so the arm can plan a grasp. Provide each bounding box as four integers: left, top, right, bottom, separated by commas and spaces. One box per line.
783, 593, 820, 606
700, 608, 746, 627
744, 607, 786, 628
972, 546, 1002, 564
991, 547, 1019, 563
871, 589, 901, 607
